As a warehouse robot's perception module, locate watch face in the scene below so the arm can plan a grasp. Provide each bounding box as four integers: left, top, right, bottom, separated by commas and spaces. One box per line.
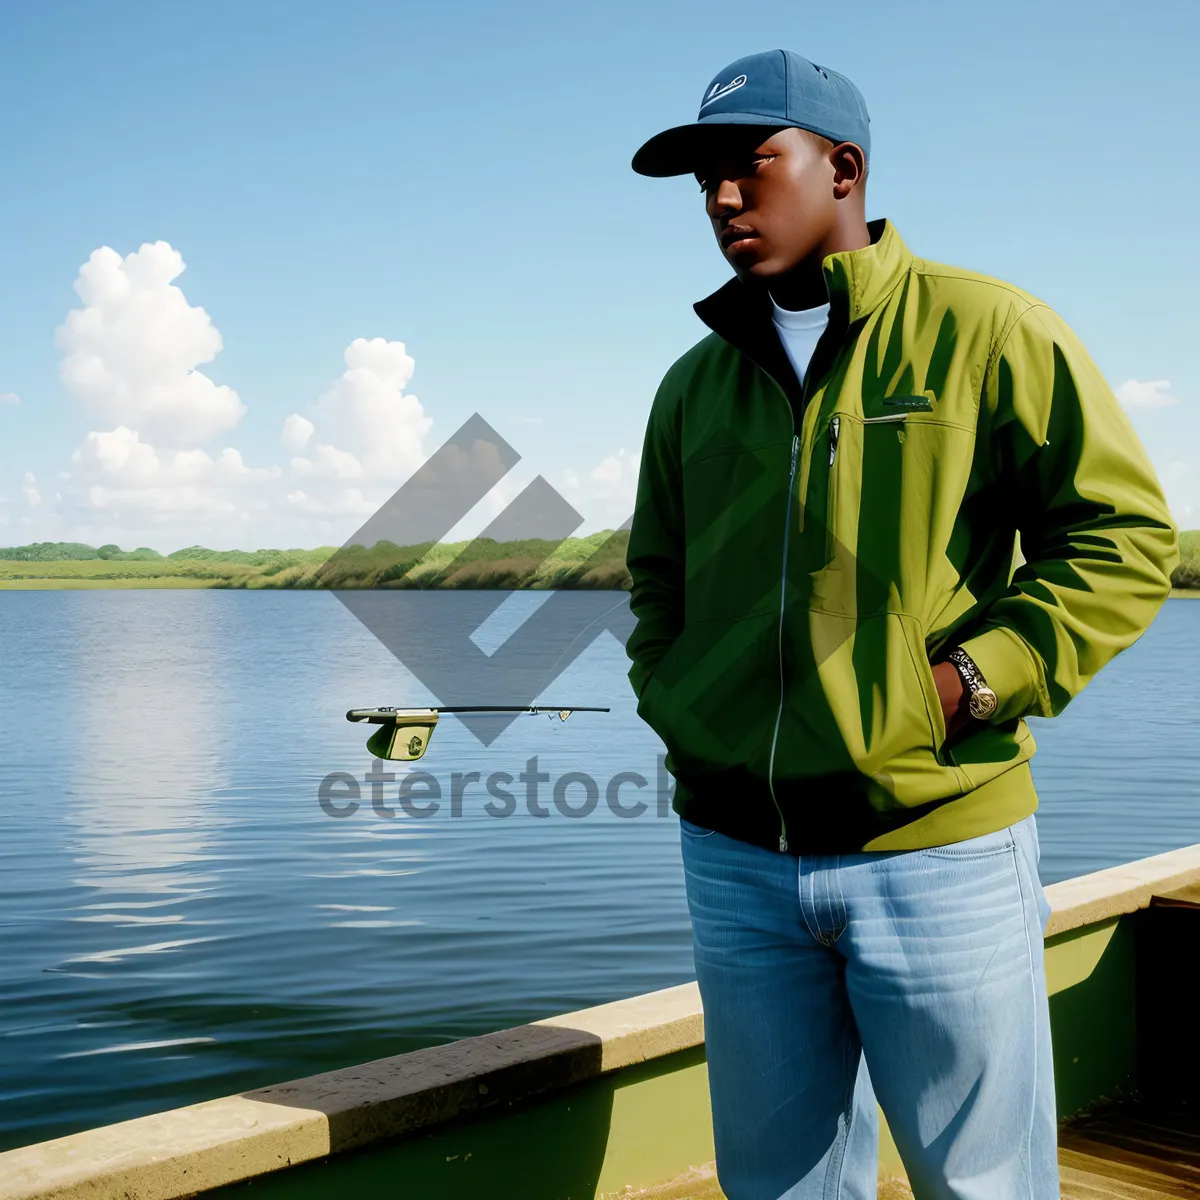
969, 689, 998, 720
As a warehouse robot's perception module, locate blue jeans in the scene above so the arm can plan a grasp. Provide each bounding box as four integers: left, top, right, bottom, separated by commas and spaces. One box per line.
680, 815, 1058, 1200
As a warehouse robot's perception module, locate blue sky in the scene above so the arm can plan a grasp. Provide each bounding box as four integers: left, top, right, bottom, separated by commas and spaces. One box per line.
0, 0, 1196, 550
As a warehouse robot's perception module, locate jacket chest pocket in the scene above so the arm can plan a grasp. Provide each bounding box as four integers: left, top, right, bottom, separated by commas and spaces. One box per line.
813, 411, 974, 616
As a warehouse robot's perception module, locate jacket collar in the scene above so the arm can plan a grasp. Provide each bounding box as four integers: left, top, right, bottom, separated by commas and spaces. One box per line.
821, 217, 913, 327
693, 218, 913, 407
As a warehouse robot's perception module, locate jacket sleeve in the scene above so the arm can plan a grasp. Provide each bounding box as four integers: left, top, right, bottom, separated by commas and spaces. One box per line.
625, 379, 686, 702
958, 303, 1179, 722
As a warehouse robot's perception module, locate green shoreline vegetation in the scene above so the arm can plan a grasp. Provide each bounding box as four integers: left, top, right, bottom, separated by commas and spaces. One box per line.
1, 528, 1196, 592
0, 531, 633, 590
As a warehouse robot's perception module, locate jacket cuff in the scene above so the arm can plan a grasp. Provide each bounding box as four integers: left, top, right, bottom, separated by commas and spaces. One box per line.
956, 625, 1048, 722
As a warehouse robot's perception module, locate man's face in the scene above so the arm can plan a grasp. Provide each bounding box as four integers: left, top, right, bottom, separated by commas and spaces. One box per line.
693, 127, 840, 281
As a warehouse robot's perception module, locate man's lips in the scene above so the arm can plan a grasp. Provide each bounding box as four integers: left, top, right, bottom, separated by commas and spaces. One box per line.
719, 225, 759, 252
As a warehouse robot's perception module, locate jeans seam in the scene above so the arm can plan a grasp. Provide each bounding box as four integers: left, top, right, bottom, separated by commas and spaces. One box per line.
1010, 833, 1039, 1197
823, 1034, 858, 1198
831, 855, 848, 943
797, 862, 824, 945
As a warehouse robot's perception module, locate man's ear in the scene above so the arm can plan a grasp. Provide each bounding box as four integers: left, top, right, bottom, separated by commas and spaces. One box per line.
831, 142, 866, 199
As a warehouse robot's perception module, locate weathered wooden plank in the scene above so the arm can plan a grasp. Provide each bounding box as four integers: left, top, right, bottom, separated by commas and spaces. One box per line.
1064, 1123, 1200, 1172
1060, 1160, 1192, 1200
1058, 1105, 1200, 1200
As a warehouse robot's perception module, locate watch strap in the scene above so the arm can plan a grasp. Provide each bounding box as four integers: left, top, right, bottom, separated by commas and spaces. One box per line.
946, 645, 998, 720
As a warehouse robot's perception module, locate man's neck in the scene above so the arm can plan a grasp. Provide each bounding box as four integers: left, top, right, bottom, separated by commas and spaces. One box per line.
767, 217, 872, 311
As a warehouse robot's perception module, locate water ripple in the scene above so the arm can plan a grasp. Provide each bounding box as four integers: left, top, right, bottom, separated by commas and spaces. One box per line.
1, 589, 1195, 1151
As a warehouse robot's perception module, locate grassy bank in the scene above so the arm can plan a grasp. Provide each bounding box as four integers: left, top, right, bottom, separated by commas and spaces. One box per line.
0, 531, 633, 590
1, 528, 1196, 592
1174, 529, 1200, 591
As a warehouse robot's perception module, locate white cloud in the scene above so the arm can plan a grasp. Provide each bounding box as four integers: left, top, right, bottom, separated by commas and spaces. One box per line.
73, 426, 159, 483
21, 472, 41, 507
281, 486, 375, 518
1116, 379, 1180, 410
276, 337, 435, 524
42, 242, 297, 544
281, 413, 314, 452
47, 334, 437, 544
0, 392, 19, 406
590, 449, 633, 487
291, 443, 364, 481
56, 242, 245, 446
559, 447, 638, 532
36, 243, 441, 547
66, 426, 278, 516
304, 338, 431, 479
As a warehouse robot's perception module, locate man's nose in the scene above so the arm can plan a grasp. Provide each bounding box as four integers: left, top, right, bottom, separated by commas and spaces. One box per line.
707, 178, 742, 218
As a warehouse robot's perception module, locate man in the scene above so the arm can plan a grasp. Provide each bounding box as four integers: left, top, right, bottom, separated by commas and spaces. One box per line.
625, 49, 1178, 1200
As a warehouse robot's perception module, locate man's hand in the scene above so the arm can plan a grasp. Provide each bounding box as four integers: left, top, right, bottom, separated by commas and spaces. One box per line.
932, 660, 971, 742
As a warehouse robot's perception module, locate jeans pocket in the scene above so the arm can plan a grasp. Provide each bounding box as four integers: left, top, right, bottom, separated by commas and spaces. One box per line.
680, 817, 718, 839
919, 824, 1016, 860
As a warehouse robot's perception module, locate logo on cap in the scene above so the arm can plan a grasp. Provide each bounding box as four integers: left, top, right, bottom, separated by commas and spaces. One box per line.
699, 74, 748, 109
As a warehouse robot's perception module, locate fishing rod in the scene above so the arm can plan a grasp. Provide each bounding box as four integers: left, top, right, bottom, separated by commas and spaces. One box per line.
346, 705, 610, 761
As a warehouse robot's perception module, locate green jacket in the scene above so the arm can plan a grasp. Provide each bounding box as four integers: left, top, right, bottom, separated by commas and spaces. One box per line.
626, 218, 1178, 853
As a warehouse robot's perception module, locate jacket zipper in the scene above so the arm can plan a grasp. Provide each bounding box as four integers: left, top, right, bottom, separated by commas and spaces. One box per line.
826, 416, 841, 560
765, 325, 849, 852
766, 432, 800, 851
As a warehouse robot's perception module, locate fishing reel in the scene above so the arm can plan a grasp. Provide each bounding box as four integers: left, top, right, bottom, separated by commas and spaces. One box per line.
346, 705, 608, 761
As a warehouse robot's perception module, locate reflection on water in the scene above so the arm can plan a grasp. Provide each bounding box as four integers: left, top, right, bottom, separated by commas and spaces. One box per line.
59, 1036, 217, 1059
0, 590, 1197, 1151
61, 593, 226, 932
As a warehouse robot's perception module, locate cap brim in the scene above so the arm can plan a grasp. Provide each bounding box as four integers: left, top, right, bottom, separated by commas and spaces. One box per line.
631, 115, 795, 178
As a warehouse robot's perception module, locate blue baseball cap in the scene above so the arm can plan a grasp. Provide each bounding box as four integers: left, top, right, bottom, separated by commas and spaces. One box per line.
632, 49, 870, 177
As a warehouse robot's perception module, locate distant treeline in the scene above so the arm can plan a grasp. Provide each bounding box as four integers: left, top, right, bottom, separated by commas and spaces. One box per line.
0, 532, 633, 589
0, 541, 336, 565
0, 541, 164, 561
2, 528, 1197, 590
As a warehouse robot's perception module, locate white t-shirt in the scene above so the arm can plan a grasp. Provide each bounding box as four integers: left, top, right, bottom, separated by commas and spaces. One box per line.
771, 297, 830, 388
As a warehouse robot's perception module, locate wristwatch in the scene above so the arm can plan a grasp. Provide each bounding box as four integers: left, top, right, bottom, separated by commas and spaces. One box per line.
946, 646, 998, 720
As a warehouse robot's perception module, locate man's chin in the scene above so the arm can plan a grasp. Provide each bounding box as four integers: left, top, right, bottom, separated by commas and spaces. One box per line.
731, 255, 784, 283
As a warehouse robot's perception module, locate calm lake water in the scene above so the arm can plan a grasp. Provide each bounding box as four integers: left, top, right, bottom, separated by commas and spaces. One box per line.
1, 590, 1197, 1150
